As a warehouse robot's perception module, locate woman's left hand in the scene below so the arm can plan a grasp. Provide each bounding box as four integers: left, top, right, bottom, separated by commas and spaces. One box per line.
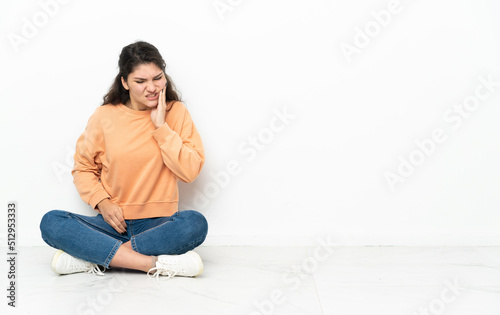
151, 85, 167, 129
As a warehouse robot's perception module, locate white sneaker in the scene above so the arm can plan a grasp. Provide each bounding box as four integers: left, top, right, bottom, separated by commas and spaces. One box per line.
148, 251, 204, 280
51, 250, 105, 276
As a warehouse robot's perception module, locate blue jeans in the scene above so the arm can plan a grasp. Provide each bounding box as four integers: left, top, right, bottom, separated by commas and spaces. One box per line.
40, 210, 208, 269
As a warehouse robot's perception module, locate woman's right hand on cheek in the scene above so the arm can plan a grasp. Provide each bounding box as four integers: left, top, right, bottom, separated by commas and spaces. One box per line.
97, 199, 127, 234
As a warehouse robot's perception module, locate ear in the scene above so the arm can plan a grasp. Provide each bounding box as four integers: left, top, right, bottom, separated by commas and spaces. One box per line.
121, 76, 129, 90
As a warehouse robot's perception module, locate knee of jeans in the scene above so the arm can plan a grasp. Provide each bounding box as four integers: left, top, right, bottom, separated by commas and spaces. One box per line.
40, 210, 65, 244
182, 210, 208, 238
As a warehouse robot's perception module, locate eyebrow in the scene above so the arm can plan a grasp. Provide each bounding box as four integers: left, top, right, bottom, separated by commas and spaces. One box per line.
133, 72, 163, 80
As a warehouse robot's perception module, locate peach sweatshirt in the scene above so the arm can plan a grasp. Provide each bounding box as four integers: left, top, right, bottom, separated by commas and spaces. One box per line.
71, 101, 204, 219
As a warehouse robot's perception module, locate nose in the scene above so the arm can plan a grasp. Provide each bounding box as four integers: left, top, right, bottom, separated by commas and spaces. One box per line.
146, 81, 156, 92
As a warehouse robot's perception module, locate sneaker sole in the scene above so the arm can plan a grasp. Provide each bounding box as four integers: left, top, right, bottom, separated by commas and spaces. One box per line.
187, 251, 204, 277
51, 249, 65, 274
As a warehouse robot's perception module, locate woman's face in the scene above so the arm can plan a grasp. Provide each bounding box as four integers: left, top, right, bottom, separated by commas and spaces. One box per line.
121, 63, 167, 110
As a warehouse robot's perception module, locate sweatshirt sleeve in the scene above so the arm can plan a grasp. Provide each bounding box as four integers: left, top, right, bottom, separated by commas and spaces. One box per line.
151, 102, 205, 183
71, 108, 110, 209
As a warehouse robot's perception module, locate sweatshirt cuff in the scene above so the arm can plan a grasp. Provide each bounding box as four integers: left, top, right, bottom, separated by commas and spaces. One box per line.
89, 189, 111, 209
152, 122, 176, 144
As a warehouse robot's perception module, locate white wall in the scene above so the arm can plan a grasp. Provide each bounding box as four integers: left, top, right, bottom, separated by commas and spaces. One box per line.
1, 0, 500, 247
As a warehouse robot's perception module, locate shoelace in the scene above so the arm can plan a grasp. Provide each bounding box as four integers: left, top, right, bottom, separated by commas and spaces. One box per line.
87, 264, 106, 276
147, 266, 178, 281
69, 263, 105, 276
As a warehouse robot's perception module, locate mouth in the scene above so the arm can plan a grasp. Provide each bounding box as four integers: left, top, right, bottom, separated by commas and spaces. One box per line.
146, 93, 159, 101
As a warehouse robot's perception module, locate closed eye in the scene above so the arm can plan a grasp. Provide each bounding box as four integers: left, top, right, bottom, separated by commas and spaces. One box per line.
136, 76, 162, 84
133, 73, 163, 84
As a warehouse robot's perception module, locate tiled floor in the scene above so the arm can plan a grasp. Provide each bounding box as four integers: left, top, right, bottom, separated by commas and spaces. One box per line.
2, 246, 500, 314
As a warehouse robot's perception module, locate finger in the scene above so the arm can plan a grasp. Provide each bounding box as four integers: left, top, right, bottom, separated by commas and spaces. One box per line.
115, 220, 126, 234
160, 87, 166, 108
159, 89, 164, 109
116, 207, 127, 230
118, 218, 127, 232
107, 218, 124, 234
113, 224, 124, 234
111, 218, 126, 234
105, 213, 126, 234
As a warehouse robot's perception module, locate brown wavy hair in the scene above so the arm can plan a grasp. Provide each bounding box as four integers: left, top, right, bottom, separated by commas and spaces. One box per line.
102, 41, 182, 108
